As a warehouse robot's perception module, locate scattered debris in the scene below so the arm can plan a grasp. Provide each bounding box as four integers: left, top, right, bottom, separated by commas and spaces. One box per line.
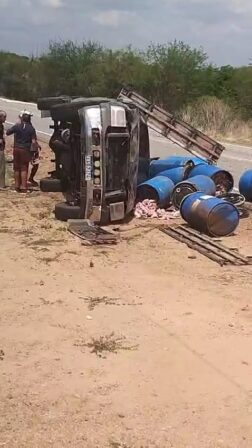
134, 199, 180, 220
39, 253, 61, 264
80, 295, 121, 310
241, 305, 249, 312
241, 360, 249, 366
219, 191, 245, 207
68, 219, 118, 245
27, 238, 65, 247
219, 191, 249, 218
109, 442, 131, 448
161, 225, 252, 266
74, 333, 138, 358
39, 297, 50, 305
79, 295, 143, 310
0, 350, 5, 361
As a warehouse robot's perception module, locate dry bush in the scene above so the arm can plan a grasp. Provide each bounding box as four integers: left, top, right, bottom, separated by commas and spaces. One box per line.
181, 96, 252, 143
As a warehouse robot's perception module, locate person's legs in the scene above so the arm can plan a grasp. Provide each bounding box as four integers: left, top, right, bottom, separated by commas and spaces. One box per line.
0, 150, 6, 189
14, 172, 21, 190
13, 148, 21, 191
20, 148, 31, 192
29, 164, 39, 186
29, 151, 40, 186
20, 170, 28, 191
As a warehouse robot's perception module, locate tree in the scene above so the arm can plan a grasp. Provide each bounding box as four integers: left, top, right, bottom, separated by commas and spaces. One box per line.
145, 40, 208, 111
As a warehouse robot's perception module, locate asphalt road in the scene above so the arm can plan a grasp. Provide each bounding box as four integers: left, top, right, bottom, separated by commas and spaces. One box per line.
1, 96, 252, 185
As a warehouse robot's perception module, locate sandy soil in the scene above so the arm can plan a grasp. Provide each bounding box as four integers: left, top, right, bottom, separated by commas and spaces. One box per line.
1, 142, 252, 448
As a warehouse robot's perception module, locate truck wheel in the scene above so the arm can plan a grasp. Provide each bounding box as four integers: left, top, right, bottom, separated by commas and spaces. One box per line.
40, 177, 63, 193
99, 207, 110, 226
37, 96, 71, 111
54, 202, 83, 221
51, 97, 112, 122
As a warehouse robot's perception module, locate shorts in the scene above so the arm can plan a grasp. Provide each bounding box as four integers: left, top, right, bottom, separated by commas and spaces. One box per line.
13, 147, 31, 171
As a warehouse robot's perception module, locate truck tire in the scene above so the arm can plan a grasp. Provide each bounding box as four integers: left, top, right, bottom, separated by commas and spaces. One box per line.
37, 96, 71, 111
54, 202, 83, 221
51, 97, 113, 122
40, 177, 63, 193
99, 206, 110, 226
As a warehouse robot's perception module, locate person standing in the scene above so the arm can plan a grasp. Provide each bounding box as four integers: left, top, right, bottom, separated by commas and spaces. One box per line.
28, 142, 41, 187
6, 110, 37, 193
0, 110, 7, 189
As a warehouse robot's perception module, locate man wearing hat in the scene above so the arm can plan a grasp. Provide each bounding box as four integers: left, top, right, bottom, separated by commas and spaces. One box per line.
6, 110, 38, 193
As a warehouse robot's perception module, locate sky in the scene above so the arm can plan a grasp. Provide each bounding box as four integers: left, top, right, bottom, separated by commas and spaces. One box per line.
0, 0, 252, 66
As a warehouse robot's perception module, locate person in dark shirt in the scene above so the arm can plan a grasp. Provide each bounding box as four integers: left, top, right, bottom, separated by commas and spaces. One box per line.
15, 111, 41, 187
6, 110, 37, 193
0, 110, 7, 189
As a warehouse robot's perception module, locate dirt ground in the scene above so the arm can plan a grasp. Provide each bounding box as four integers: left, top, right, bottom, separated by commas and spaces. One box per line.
1, 142, 252, 448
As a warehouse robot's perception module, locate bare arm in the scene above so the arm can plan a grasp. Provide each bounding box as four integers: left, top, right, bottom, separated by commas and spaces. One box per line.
6, 125, 17, 136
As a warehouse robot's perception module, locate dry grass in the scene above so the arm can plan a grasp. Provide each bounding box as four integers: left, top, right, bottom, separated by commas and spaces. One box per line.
79, 295, 143, 310
109, 443, 131, 448
181, 96, 252, 144
74, 333, 138, 358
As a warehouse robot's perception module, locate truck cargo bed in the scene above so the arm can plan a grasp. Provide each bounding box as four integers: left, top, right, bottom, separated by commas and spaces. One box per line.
118, 87, 225, 164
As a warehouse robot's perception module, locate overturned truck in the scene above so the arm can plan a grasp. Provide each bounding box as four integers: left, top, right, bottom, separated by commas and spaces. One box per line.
37, 88, 225, 224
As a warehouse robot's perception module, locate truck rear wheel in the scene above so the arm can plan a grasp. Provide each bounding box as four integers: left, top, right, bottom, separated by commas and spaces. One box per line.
40, 177, 63, 193
54, 202, 83, 221
37, 96, 71, 111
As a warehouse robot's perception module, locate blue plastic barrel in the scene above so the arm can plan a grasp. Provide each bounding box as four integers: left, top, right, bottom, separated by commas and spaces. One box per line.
186, 156, 208, 165
172, 175, 216, 209
150, 156, 207, 177
166, 156, 208, 166
188, 164, 233, 193
180, 192, 240, 236
239, 170, 252, 201
137, 175, 175, 208
156, 166, 190, 185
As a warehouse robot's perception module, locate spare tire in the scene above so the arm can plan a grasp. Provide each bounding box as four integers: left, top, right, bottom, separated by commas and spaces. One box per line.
40, 177, 63, 193
54, 202, 83, 221
37, 96, 71, 111
71, 96, 114, 104
51, 97, 113, 122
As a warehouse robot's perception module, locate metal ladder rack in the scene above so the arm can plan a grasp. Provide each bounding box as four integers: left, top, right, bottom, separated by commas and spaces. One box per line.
160, 225, 252, 266
118, 87, 225, 164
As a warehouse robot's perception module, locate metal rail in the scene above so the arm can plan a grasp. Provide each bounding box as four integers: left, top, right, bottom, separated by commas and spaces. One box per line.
118, 87, 225, 163
161, 225, 252, 266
